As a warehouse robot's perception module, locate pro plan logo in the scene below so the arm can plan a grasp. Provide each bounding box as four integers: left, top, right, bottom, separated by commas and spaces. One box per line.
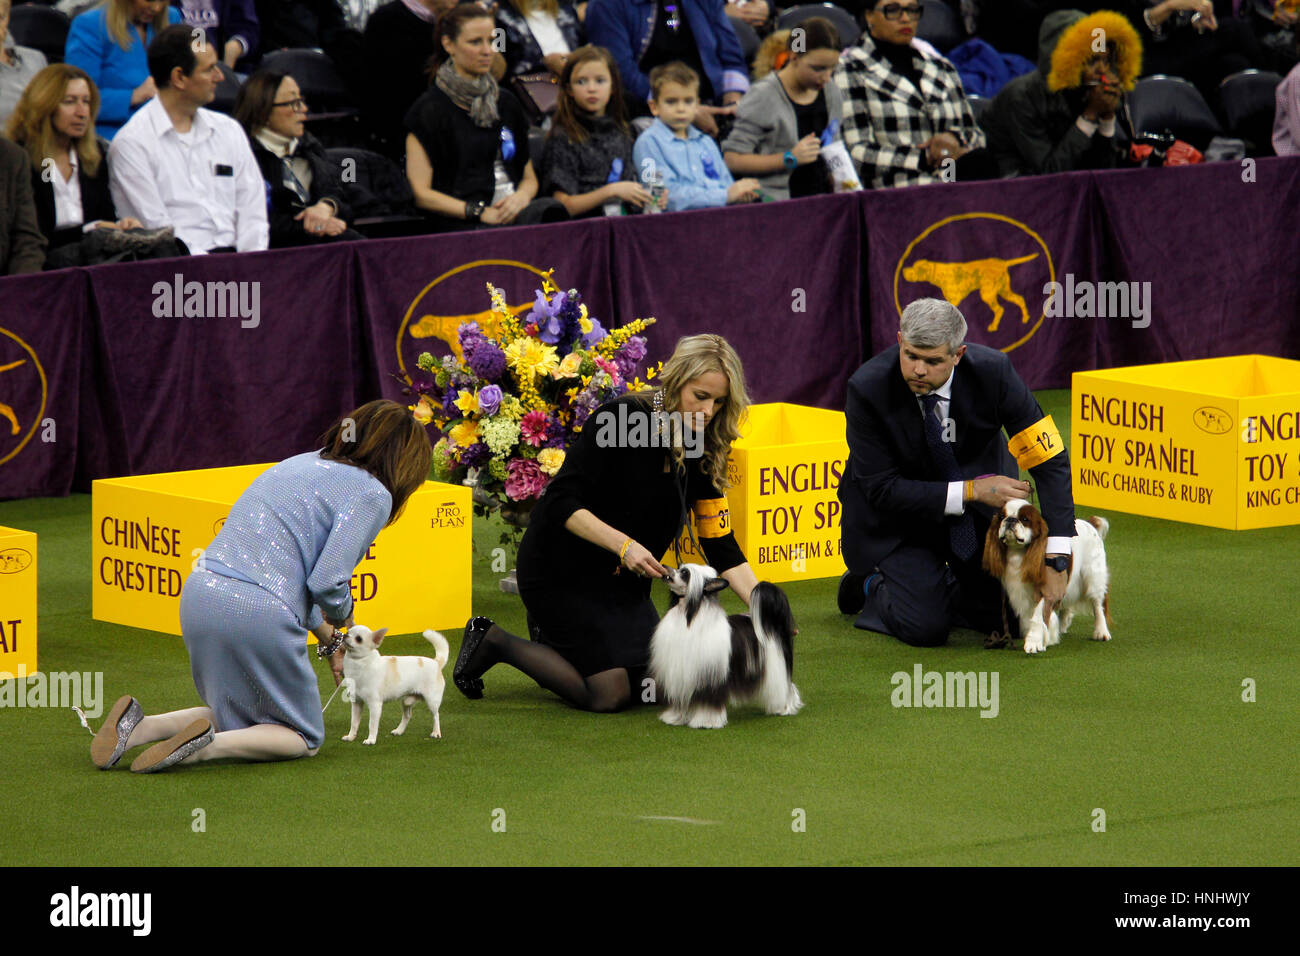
431, 500, 466, 529
395, 260, 553, 380
1193, 406, 1233, 435
0, 326, 49, 467
0, 548, 33, 573
894, 213, 1055, 353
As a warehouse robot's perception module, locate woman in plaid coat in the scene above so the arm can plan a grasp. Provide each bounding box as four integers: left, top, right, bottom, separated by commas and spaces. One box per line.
833, 0, 989, 188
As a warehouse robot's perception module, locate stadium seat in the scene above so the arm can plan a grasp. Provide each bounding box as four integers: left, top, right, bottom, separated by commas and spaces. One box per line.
9, 4, 70, 63
209, 62, 243, 116
916, 0, 962, 54
322, 146, 425, 238
260, 48, 356, 114
775, 3, 862, 49
529, 127, 546, 169
1219, 68, 1282, 156
730, 16, 760, 67
1128, 74, 1223, 150
967, 93, 990, 124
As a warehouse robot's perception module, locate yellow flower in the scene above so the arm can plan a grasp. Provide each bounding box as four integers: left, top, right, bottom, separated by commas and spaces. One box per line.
578, 304, 592, 335
505, 337, 560, 378
454, 389, 480, 416
537, 448, 565, 476
554, 352, 583, 379
411, 397, 434, 425
449, 421, 480, 448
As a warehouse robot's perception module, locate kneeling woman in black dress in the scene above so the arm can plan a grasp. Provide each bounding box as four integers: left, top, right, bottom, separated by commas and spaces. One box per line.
454, 333, 760, 713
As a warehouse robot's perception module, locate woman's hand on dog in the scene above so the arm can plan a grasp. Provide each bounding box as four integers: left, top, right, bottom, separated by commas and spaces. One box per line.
329, 648, 346, 686
622, 540, 669, 579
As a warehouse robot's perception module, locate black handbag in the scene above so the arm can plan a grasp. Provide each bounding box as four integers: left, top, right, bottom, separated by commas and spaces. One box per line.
511, 72, 560, 125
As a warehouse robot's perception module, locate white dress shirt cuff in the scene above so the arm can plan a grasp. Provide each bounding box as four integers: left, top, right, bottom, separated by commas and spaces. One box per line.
945, 481, 965, 517
1046, 536, 1073, 556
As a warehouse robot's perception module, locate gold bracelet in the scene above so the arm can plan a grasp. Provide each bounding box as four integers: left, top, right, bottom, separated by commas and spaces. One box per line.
618, 538, 634, 564
964, 479, 975, 503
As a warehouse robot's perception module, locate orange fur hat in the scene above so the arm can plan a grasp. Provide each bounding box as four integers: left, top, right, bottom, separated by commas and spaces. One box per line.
1047, 10, 1143, 93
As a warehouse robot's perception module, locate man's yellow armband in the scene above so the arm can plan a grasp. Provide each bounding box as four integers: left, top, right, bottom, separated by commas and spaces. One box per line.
1007, 415, 1064, 470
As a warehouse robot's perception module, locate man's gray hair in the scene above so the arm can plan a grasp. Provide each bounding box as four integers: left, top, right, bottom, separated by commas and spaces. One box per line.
899, 298, 967, 353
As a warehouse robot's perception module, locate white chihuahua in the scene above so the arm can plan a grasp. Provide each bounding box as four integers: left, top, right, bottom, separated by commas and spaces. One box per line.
339, 626, 449, 745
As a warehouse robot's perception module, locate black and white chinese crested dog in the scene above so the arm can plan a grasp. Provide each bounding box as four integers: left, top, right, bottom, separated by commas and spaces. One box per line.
649, 564, 803, 729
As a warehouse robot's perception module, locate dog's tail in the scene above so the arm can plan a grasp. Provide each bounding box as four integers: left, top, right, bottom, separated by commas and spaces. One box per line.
750, 582, 803, 716
1088, 515, 1110, 540
423, 630, 450, 671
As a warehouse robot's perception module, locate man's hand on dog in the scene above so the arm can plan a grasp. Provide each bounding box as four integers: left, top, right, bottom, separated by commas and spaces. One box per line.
330, 648, 346, 686
972, 476, 1030, 509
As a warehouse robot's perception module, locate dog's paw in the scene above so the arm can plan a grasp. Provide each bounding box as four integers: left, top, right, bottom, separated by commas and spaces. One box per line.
341, 733, 355, 742
1091, 630, 1112, 642
362, 738, 376, 745
660, 707, 685, 726
1023, 636, 1045, 655
430, 730, 441, 739
390, 728, 405, 736
1059, 610, 1074, 634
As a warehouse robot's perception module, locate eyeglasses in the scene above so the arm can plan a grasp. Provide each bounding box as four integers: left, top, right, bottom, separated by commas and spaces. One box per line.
877, 3, 924, 20
273, 98, 309, 111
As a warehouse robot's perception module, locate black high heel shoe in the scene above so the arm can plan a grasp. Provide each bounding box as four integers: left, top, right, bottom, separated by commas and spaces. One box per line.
454, 616, 493, 699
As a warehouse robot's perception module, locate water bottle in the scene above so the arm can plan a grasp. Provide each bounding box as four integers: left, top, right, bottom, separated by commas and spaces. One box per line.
645, 170, 667, 214
603, 157, 624, 217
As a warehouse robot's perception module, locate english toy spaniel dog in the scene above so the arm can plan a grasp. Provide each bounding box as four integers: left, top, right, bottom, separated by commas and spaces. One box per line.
982, 499, 1113, 654
649, 564, 803, 729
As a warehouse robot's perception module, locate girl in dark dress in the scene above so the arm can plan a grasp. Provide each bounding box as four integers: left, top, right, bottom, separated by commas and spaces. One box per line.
454, 334, 761, 713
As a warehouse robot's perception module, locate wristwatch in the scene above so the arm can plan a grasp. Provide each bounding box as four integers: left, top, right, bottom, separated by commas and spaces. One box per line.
1044, 555, 1069, 573
464, 199, 487, 222
783, 150, 797, 171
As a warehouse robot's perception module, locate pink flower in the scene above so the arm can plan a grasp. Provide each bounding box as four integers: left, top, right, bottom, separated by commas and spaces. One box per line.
505, 458, 549, 501
594, 356, 621, 386
520, 409, 550, 447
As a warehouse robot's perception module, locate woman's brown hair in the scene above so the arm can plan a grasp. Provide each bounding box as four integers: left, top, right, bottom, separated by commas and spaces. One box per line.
319, 400, 433, 526
5, 64, 103, 177
428, 2, 496, 76
550, 45, 629, 146
232, 69, 291, 136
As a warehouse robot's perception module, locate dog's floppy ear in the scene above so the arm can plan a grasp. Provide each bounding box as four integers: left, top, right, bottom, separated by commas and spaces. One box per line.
371, 627, 389, 646
981, 512, 1006, 579
1021, 506, 1049, 588
703, 577, 730, 595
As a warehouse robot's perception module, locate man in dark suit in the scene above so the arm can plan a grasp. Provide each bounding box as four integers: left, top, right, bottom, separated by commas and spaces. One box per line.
837, 297, 1075, 646
0, 136, 45, 275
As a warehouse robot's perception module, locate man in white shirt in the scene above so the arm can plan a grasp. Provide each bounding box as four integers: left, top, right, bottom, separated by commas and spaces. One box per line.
109, 24, 267, 254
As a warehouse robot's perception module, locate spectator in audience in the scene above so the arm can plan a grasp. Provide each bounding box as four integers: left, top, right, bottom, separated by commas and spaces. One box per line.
0, 135, 45, 274
253, 0, 363, 94
982, 9, 1140, 176
234, 69, 361, 246
1125, 0, 1269, 103
835, 0, 992, 187
540, 43, 651, 215
496, 0, 584, 79
1, 0, 49, 130
1243, 1, 1299, 73
342, 0, 389, 31
65, 0, 182, 140
109, 24, 268, 252
725, 0, 773, 34
633, 60, 760, 208
586, 0, 750, 133
404, 3, 567, 228
363, 0, 453, 160
6, 64, 146, 268
722, 16, 845, 200
1274, 57, 1300, 152
171, 1, 260, 70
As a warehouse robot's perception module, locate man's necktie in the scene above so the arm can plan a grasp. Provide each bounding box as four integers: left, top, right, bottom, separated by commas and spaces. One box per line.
920, 392, 978, 561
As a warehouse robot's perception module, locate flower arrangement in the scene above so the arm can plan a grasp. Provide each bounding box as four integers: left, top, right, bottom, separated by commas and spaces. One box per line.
406, 270, 658, 530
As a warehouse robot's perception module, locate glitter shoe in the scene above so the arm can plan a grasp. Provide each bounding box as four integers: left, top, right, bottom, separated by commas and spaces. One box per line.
91, 695, 143, 769
130, 719, 214, 773
454, 617, 492, 699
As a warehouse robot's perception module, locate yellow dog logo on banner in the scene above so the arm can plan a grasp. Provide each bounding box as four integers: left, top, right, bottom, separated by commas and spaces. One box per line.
0, 327, 49, 468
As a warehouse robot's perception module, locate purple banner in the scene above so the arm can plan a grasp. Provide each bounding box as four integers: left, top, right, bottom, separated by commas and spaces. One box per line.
863, 172, 1102, 387
84, 245, 363, 477
609, 194, 863, 410
0, 270, 86, 499
354, 220, 616, 404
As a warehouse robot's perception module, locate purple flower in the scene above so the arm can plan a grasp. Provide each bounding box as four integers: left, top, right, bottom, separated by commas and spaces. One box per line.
409, 366, 438, 396
466, 338, 506, 381
582, 316, 607, 347
620, 335, 647, 362
461, 442, 491, 470
478, 384, 503, 416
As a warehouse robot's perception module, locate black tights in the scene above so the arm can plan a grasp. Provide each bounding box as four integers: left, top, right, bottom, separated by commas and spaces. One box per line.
468, 624, 632, 713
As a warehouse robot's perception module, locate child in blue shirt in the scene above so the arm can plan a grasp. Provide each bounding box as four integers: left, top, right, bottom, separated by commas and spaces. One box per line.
632, 62, 760, 211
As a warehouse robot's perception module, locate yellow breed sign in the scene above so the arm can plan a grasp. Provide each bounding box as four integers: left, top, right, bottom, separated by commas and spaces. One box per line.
0, 525, 37, 680
1072, 355, 1300, 529
93, 466, 472, 635
667, 403, 849, 583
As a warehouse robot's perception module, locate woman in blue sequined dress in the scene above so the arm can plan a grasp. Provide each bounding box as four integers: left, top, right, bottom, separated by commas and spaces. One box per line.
90, 400, 432, 773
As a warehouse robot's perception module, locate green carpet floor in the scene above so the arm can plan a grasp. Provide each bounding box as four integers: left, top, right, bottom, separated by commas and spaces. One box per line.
0, 390, 1295, 866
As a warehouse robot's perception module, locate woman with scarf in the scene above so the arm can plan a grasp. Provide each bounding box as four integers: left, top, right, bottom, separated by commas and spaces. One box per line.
404, 2, 568, 230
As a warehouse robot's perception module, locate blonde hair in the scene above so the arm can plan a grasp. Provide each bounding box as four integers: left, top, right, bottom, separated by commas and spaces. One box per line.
642, 334, 750, 492
6, 64, 103, 177
753, 29, 791, 79
105, 0, 170, 52
511, 0, 560, 17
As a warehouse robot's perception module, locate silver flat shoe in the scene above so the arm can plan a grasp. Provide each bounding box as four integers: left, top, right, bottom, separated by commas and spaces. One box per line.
91, 695, 143, 769
130, 719, 214, 773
